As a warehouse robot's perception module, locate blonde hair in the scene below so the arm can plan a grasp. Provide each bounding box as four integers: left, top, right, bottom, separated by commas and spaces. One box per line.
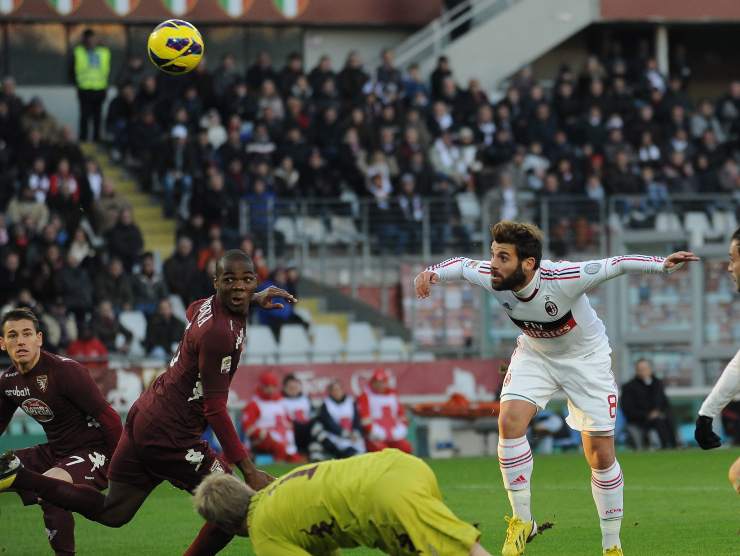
193, 473, 253, 533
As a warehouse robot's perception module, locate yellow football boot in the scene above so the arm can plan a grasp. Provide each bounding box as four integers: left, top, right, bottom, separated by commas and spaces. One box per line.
603, 546, 624, 556
501, 515, 537, 556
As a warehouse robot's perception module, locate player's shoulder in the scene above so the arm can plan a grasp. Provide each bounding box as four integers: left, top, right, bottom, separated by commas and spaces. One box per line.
540, 259, 583, 279
42, 351, 87, 374
0, 366, 18, 382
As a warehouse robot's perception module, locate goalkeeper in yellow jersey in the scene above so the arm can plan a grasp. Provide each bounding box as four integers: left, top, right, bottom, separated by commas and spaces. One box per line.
194, 449, 492, 556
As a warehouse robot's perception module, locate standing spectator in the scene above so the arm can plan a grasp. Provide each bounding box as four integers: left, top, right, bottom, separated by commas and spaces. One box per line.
163, 236, 199, 304
430, 56, 452, 101
160, 125, 196, 218
73, 28, 110, 142
310, 379, 366, 461
132, 252, 168, 316
105, 207, 143, 272
246, 50, 276, 90
337, 51, 368, 104
357, 369, 412, 453
144, 298, 185, 359
105, 82, 137, 161
281, 374, 312, 456
241, 371, 303, 463
621, 358, 677, 449
114, 53, 147, 90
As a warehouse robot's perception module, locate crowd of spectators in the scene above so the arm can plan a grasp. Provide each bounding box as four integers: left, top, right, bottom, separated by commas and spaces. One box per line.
106, 41, 740, 256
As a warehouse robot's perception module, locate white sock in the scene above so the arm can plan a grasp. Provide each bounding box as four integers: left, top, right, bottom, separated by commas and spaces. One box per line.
498, 436, 533, 521
591, 460, 624, 549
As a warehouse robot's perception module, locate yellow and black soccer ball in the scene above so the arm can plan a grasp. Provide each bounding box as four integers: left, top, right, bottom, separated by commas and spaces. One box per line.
147, 19, 204, 75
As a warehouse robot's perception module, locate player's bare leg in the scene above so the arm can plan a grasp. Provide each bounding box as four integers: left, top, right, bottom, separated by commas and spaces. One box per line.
582, 433, 623, 555
729, 457, 740, 494
497, 399, 538, 555
470, 542, 494, 556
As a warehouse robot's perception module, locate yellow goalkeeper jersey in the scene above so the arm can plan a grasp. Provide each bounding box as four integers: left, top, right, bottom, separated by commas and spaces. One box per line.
246, 449, 479, 556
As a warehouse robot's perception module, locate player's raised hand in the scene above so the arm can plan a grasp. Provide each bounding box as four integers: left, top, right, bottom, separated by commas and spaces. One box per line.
252, 286, 297, 310
414, 270, 439, 299
663, 250, 700, 272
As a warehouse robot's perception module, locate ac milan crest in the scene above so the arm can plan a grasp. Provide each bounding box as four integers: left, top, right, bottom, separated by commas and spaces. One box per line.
544, 300, 558, 316
36, 375, 48, 393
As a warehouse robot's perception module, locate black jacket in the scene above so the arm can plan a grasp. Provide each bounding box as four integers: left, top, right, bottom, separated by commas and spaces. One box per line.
621, 376, 671, 426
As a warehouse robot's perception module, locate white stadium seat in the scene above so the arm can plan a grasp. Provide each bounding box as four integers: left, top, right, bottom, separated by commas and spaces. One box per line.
168, 294, 188, 324
274, 217, 297, 245
345, 322, 378, 360
378, 336, 407, 361
243, 325, 278, 364
655, 212, 682, 233
278, 324, 311, 363
311, 324, 344, 363
119, 310, 147, 356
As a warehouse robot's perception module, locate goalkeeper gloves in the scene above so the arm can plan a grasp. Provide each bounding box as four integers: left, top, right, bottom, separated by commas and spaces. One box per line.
694, 415, 721, 450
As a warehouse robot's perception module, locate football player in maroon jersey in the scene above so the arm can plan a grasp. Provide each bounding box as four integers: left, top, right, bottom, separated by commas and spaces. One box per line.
0, 307, 122, 555
1, 250, 296, 555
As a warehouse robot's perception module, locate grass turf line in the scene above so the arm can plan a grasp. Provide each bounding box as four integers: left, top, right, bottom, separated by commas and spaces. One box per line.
1, 449, 737, 555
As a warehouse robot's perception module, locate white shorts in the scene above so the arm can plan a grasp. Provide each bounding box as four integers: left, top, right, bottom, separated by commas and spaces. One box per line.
500, 339, 618, 432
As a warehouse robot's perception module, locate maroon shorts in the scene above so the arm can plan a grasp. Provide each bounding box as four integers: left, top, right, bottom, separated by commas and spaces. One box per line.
108, 405, 228, 493
15, 443, 110, 505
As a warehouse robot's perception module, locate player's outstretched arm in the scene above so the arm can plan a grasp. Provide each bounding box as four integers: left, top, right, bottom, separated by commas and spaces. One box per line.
415, 257, 491, 299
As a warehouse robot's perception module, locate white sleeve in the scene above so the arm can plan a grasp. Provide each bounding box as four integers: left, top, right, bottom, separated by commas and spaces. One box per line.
426, 257, 493, 291
699, 351, 740, 418
556, 255, 670, 297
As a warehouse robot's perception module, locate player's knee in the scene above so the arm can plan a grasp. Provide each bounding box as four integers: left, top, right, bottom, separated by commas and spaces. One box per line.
497, 412, 529, 438
43, 467, 73, 483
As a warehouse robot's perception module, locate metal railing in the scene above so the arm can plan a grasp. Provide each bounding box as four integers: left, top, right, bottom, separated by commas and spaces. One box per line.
368, 0, 520, 73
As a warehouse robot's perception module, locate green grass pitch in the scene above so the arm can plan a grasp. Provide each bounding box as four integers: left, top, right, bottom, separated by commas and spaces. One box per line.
1, 449, 738, 555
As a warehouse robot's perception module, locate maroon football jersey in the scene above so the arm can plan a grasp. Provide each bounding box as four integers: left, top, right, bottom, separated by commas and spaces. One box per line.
0, 351, 110, 457
134, 295, 247, 445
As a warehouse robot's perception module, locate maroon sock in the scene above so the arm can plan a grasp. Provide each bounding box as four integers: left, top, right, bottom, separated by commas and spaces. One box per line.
40, 500, 76, 555
183, 522, 234, 556
13, 468, 105, 520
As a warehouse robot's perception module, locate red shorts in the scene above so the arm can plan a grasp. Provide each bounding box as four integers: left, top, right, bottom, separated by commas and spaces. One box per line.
108, 405, 228, 493
15, 443, 110, 505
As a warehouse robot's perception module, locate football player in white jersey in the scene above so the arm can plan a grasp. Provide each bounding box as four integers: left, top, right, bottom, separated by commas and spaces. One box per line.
694, 228, 740, 493
414, 221, 698, 556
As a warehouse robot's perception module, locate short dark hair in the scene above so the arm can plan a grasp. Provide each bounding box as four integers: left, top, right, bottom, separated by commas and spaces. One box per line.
490, 221, 544, 269
283, 373, 299, 386
732, 227, 740, 251
1, 308, 41, 335
215, 250, 253, 276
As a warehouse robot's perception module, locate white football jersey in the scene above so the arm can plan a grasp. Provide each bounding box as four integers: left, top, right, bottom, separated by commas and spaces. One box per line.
429, 255, 670, 356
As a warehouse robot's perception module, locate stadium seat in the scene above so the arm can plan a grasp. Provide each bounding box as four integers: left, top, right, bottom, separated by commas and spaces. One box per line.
278, 324, 312, 363
378, 336, 408, 361
119, 310, 147, 356
311, 324, 344, 363
243, 325, 278, 364
684, 212, 711, 245
345, 322, 378, 360
655, 212, 683, 233
411, 351, 436, 362
168, 294, 188, 324
711, 210, 737, 237
295, 216, 326, 244
328, 216, 360, 244
274, 217, 297, 245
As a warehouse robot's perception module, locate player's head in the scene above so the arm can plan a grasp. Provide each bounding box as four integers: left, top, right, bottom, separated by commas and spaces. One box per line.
193, 473, 255, 536
489, 221, 543, 291
728, 227, 740, 292
214, 250, 257, 315
0, 308, 43, 369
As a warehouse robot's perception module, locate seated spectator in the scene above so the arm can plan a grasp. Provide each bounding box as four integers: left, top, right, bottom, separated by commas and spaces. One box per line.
93, 179, 131, 234
164, 236, 199, 304
106, 207, 143, 272
255, 267, 308, 340
621, 358, 677, 449
56, 251, 95, 321
241, 371, 303, 463
67, 227, 95, 268
41, 297, 78, 353
21, 96, 60, 141
26, 157, 50, 203
67, 321, 108, 369
92, 299, 133, 354
357, 369, 412, 453
0, 251, 23, 306
133, 251, 169, 316
7, 186, 50, 233
310, 379, 366, 462
144, 298, 185, 359
94, 257, 134, 312
281, 373, 312, 456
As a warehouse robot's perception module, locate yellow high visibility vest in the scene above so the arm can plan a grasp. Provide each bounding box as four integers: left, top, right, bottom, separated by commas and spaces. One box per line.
74, 45, 110, 91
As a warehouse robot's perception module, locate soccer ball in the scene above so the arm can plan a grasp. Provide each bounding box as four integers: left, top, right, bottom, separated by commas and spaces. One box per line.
147, 19, 204, 75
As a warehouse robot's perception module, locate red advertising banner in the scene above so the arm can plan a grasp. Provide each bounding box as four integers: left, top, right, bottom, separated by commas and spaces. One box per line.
229, 358, 505, 403
0, 0, 441, 24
